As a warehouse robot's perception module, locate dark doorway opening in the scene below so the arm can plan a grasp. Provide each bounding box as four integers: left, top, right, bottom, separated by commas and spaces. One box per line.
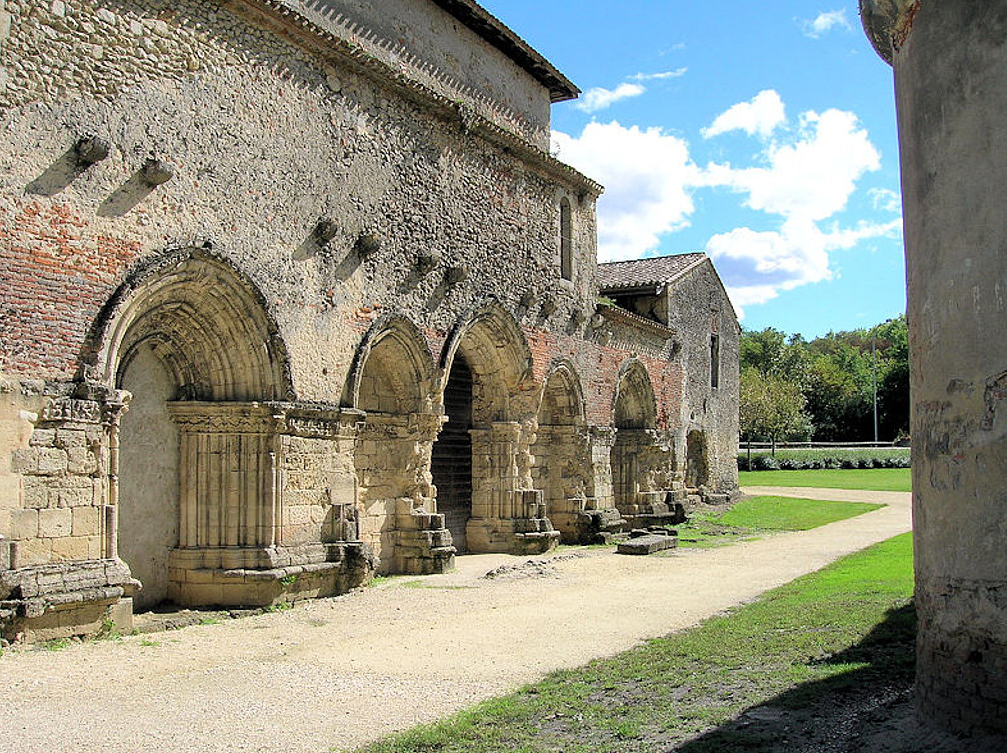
431, 355, 473, 552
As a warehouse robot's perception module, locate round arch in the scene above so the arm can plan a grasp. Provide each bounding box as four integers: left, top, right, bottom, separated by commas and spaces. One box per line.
88, 249, 293, 610
88, 248, 293, 401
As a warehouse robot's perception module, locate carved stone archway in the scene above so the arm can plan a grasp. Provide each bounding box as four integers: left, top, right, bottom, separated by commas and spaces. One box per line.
532, 362, 592, 543
611, 360, 678, 528
92, 251, 370, 609
348, 317, 454, 575
435, 303, 558, 554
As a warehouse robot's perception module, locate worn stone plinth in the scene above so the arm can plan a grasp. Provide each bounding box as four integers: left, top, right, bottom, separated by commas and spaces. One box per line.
620, 491, 686, 530
466, 517, 560, 555
396, 510, 456, 574
0, 558, 138, 641
167, 542, 374, 607
552, 507, 628, 544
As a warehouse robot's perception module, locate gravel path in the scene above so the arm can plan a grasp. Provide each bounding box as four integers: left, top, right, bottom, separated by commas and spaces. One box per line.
1, 487, 911, 753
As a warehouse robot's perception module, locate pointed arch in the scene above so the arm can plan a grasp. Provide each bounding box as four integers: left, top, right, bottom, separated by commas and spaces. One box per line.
440, 301, 534, 423
343, 315, 436, 414
433, 301, 537, 553
88, 248, 293, 401
533, 361, 589, 542
613, 359, 657, 430
537, 360, 586, 429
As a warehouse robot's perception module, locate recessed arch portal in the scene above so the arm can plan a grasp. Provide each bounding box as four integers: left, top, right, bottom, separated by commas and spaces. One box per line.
433, 303, 537, 553
439, 301, 534, 425
611, 360, 659, 513
533, 362, 589, 543
613, 360, 658, 431
94, 251, 292, 402
348, 317, 442, 573
98, 250, 291, 609
686, 429, 710, 490
346, 316, 436, 415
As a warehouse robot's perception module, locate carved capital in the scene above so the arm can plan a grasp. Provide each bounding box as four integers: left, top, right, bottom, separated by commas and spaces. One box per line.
860, 0, 921, 64
168, 401, 282, 434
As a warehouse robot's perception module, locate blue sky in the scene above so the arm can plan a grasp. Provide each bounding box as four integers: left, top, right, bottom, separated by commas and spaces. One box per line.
480, 0, 906, 339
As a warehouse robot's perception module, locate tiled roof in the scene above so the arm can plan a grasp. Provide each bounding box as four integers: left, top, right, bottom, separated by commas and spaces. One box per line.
597, 253, 708, 291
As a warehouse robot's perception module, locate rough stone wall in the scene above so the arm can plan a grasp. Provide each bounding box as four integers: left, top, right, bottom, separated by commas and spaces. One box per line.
282, 0, 556, 148
664, 261, 740, 496
869, 0, 1007, 738
7, 393, 117, 568
0, 0, 600, 399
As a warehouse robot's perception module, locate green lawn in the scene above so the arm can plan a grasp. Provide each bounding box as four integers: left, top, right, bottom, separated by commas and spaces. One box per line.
738, 467, 911, 492
676, 495, 882, 548
348, 533, 915, 753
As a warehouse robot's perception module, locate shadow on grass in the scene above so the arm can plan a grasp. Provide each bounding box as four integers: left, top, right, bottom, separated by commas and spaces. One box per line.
667, 601, 992, 753
670, 602, 915, 752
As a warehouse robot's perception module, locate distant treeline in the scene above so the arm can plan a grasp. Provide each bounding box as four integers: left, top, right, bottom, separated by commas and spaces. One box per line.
740, 316, 910, 445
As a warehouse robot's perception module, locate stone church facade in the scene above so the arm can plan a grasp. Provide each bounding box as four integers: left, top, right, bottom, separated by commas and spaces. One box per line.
0, 0, 738, 640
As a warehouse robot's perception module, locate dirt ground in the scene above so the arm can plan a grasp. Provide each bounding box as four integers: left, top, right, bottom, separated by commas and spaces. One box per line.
0, 487, 951, 753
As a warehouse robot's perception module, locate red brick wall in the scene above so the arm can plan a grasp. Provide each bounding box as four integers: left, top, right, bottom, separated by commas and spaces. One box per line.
0, 200, 138, 379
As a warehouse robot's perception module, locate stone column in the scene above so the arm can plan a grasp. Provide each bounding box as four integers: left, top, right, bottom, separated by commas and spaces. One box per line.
467, 421, 558, 554
168, 402, 284, 571
586, 426, 617, 510
862, 0, 1007, 737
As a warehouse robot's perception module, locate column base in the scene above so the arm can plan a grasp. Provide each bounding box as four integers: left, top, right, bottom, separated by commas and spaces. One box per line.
167, 542, 376, 607
0, 558, 138, 643
466, 518, 560, 555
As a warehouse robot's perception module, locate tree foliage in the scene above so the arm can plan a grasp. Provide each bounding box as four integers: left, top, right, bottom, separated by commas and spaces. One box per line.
740, 367, 811, 453
740, 316, 910, 442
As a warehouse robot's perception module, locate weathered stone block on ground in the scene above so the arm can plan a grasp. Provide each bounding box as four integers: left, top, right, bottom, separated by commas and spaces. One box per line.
617, 529, 678, 555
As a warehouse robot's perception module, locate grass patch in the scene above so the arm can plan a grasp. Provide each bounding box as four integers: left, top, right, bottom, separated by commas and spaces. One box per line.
348, 533, 914, 753
675, 495, 882, 548
739, 467, 911, 492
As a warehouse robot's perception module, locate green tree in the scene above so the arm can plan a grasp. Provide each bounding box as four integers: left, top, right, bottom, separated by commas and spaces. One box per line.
740, 367, 810, 455
740, 316, 910, 442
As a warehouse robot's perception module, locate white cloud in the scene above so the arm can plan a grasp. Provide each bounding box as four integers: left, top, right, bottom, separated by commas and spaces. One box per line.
701, 108, 880, 221
575, 83, 646, 113
869, 187, 902, 213
702, 90, 786, 140
551, 121, 699, 261
699, 105, 890, 315
630, 68, 688, 82
553, 94, 892, 310
711, 217, 902, 316
802, 10, 852, 38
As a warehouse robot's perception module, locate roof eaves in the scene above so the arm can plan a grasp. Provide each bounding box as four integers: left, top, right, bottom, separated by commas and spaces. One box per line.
427, 0, 580, 102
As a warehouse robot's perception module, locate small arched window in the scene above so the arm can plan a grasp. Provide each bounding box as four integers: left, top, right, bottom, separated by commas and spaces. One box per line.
559, 197, 573, 281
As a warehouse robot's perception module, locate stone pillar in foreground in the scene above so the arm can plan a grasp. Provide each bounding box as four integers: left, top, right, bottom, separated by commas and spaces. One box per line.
862, 0, 1007, 736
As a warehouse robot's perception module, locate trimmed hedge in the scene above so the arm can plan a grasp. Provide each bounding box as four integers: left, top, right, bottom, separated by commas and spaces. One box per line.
738, 447, 910, 471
